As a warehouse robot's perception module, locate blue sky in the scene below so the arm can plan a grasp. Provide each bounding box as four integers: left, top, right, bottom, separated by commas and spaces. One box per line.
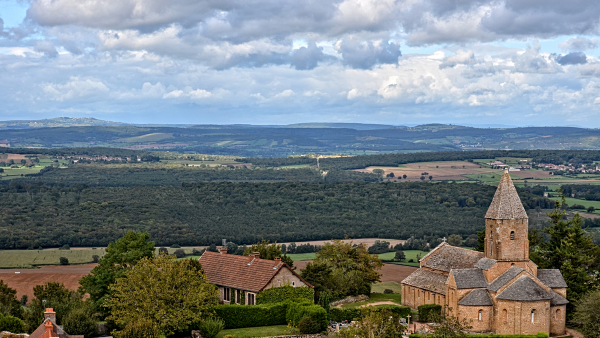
2, 0, 600, 127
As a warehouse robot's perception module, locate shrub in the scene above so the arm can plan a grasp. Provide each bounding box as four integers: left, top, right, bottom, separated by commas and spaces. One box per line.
298, 316, 322, 334
0, 315, 26, 334
196, 317, 224, 338
417, 304, 442, 322
171, 244, 181, 248
330, 308, 361, 322
59, 244, 70, 250
114, 319, 161, 338
383, 289, 394, 294
92, 255, 100, 263
223, 336, 234, 338
158, 247, 168, 255
59, 257, 69, 265
63, 307, 98, 338
256, 286, 314, 304
570, 204, 586, 209
173, 249, 186, 258
286, 302, 327, 332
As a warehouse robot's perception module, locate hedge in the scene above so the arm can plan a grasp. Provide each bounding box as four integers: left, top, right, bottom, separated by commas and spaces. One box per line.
214, 299, 312, 329
286, 302, 328, 332
330, 305, 412, 322
256, 286, 315, 304
417, 304, 442, 322
410, 333, 549, 338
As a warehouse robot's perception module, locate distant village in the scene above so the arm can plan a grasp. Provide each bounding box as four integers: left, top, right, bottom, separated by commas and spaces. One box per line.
487, 160, 600, 174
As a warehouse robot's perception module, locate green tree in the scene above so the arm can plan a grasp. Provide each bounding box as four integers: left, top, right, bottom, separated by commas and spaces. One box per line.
243, 240, 294, 269
572, 289, 600, 338
447, 234, 462, 247
530, 194, 600, 309
25, 282, 82, 330
587, 206, 595, 213
372, 169, 384, 175
394, 251, 406, 262
62, 305, 97, 338
302, 240, 382, 300
423, 307, 472, 338
474, 230, 485, 252
79, 232, 155, 315
0, 280, 21, 318
106, 255, 219, 337
335, 308, 404, 338
59, 257, 69, 265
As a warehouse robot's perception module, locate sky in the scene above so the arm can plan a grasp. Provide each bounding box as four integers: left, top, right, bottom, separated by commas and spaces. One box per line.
1, 0, 600, 126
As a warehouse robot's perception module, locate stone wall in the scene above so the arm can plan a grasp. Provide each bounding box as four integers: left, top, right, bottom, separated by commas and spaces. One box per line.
266, 267, 307, 289
458, 305, 492, 332
495, 299, 550, 335
485, 218, 529, 261
330, 295, 369, 307
549, 305, 566, 336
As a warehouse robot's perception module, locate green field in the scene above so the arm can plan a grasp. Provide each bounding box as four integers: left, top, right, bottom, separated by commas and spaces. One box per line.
371, 281, 402, 294
216, 325, 292, 338
549, 197, 600, 214
0, 248, 107, 268
286, 253, 316, 261
377, 250, 429, 267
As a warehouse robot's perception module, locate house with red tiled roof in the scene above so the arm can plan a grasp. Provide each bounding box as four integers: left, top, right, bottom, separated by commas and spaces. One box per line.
28, 309, 83, 338
198, 249, 312, 305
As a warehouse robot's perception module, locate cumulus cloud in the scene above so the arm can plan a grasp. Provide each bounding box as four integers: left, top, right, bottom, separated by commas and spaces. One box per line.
34, 41, 58, 58
559, 37, 600, 52
439, 50, 478, 69
43, 77, 109, 101
289, 42, 328, 70
335, 38, 401, 69
554, 52, 587, 65
163, 87, 212, 100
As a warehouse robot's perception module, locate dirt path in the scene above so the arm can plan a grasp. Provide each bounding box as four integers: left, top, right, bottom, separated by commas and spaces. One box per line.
565, 328, 584, 338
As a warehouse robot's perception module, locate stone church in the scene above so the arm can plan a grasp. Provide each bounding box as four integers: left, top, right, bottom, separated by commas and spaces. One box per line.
401, 169, 568, 335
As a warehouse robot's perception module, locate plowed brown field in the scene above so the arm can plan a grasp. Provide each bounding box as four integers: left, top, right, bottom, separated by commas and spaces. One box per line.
354, 161, 493, 181
0, 264, 96, 301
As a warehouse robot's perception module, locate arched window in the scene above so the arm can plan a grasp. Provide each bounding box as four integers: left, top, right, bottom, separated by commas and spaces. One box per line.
531, 309, 536, 323
555, 308, 561, 320
478, 310, 482, 321
510, 231, 515, 240
502, 309, 508, 323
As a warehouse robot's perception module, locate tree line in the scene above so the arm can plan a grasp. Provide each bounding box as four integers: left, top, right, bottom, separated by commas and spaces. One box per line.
0, 181, 551, 249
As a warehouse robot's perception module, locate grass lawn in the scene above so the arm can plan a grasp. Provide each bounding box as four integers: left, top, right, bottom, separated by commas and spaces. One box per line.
372, 281, 402, 293
0, 248, 107, 268
216, 325, 293, 338
287, 253, 316, 261
340, 293, 402, 309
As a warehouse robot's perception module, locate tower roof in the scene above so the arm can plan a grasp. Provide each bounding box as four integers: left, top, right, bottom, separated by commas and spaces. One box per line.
485, 168, 528, 219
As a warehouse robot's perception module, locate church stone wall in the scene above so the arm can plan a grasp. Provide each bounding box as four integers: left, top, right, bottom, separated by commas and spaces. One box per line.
549, 305, 566, 336
485, 218, 529, 261
495, 299, 550, 335
458, 305, 492, 332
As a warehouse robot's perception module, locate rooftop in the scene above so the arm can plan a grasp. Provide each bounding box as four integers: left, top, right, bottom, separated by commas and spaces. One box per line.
198, 251, 311, 293
421, 244, 484, 273
496, 275, 552, 301
485, 169, 528, 219
458, 289, 493, 306
537, 269, 568, 288
401, 268, 448, 295
452, 268, 488, 289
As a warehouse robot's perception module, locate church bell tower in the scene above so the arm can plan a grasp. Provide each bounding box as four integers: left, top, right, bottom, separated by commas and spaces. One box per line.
484, 168, 529, 261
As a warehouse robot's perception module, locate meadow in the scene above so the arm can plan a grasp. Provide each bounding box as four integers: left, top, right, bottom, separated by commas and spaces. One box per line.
0, 248, 107, 268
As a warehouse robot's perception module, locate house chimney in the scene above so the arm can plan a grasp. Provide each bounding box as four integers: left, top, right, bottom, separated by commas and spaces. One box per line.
274, 257, 281, 261
252, 252, 260, 259
44, 308, 56, 322
219, 248, 228, 255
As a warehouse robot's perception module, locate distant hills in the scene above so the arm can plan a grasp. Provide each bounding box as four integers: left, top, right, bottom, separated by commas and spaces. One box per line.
1, 117, 600, 157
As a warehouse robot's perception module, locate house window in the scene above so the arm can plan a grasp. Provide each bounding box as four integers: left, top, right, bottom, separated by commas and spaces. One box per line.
531, 309, 536, 323
236, 289, 241, 304
478, 310, 482, 321
223, 287, 230, 302
247, 293, 255, 305
502, 309, 507, 323
510, 231, 515, 240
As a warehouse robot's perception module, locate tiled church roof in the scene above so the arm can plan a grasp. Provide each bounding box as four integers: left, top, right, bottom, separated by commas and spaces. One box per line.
488, 266, 524, 292
421, 244, 484, 272
199, 251, 311, 293
474, 258, 496, 270
537, 269, 568, 288
496, 275, 552, 301
458, 289, 493, 306
550, 290, 569, 305
452, 268, 488, 289
401, 269, 448, 294
485, 169, 528, 219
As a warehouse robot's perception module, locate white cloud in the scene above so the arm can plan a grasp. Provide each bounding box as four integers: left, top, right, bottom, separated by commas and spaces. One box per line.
43, 77, 109, 101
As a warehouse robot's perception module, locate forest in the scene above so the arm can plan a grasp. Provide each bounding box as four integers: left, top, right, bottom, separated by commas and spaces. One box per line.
0, 181, 552, 249
561, 185, 600, 201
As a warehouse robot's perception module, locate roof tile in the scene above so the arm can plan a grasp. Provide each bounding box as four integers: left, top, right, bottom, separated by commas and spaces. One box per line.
537, 269, 568, 288
452, 268, 488, 289
401, 269, 448, 295
421, 245, 484, 272
485, 169, 528, 219
496, 275, 552, 301
458, 289, 493, 306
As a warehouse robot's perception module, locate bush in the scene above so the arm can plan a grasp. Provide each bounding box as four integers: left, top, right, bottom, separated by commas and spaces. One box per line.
417, 304, 442, 322
0, 315, 26, 334
114, 319, 161, 338
92, 255, 100, 263
59, 257, 69, 265
383, 289, 394, 294
570, 204, 586, 209
196, 317, 224, 338
286, 302, 327, 332
59, 244, 70, 250
158, 247, 168, 255
256, 286, 314, 304
62, 307, 97, 338
171, 244, 181, 248
173, 249, 186, 258
298, 316, 322, 334
330, 308, 361, 322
